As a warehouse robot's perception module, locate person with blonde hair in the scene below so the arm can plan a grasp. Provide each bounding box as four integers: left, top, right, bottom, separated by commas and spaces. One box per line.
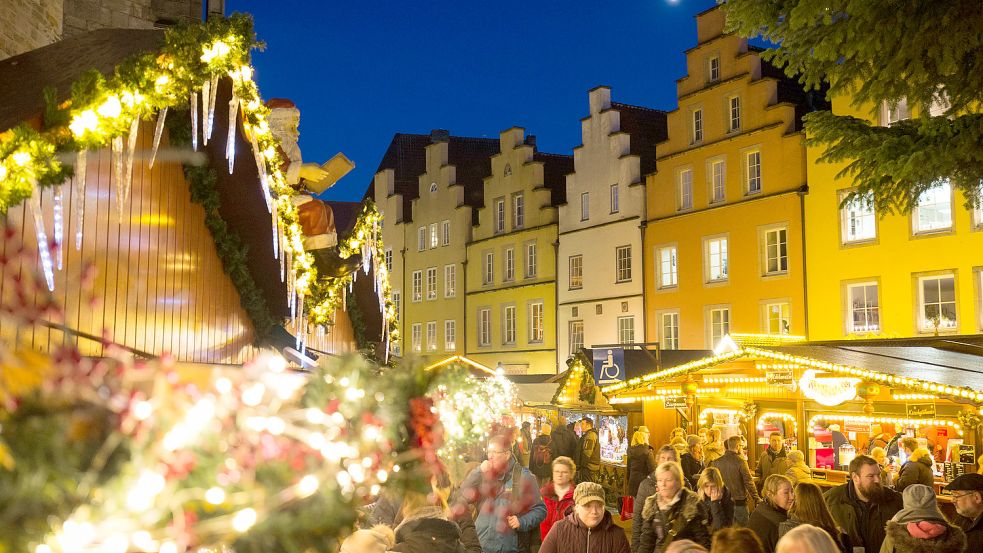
748, 474, 794, 553
697, 466, 734, 530
389, 487, 469, 553
778, 483, 849, 553
680, 435, 705, 489
784, 450, 812, 485
637, 462, 711, 553
628, 426, 657, 497
711, 527, 765, 553
703, 428, 724, 464
664, 539, 708, 553
632, 446, 690, 551
895, 447, 934, 492
775, 524, 840, 553
869, 446, 893, 487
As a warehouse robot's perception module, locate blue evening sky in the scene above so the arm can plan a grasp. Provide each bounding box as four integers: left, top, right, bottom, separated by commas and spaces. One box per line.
225, 0, 718, 201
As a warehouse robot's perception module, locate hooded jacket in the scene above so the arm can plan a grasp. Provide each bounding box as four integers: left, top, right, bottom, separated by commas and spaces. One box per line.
637, 488, 711, 553
825, 480, 903, 553
747, 500, 788, 553
391, 507, 465, 553
539, 481, 575, 540
538, 510, 631, 553
895, 454, 934, 492
878, 519, 966, 553
784, 459, 813, 485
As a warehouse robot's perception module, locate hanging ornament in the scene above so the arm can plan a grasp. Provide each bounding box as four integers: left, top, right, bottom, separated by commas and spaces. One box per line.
29, 191, 56, 292
121, 116, 140, 212
112, 135, 124, 220
73, 150, 87, 250
149, 107, 168, 168
226, 92, 239, 174
208, 74, 219, 140
201, 78, 211, 145
53, 184, 64, 271
190, 91, 199, 151
250, 135, 272, 212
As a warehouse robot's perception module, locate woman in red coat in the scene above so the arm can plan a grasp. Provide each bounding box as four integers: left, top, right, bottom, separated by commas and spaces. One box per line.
540, 456, 576, 539
540, 481, 631, 553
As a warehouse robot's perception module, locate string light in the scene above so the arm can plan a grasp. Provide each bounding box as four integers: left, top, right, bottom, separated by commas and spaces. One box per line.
809, 414, 963, 436
757, 412, 799, 436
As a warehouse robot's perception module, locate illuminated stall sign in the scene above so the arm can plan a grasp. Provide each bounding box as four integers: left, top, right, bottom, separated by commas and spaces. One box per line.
799, 370, 859, 406
906, 403, 937, 418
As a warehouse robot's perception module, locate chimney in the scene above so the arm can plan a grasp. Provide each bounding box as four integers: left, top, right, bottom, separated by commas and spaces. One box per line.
430, 129, 450, 143
525, 134, 537, 148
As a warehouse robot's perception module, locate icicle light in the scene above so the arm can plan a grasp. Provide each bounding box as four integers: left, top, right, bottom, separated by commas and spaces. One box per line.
122, 116, 140, 209
190, 92, 199, 151
73, 150, 87, 250
29, 192, 55, 291
226, 92, 239, 174
112, 135, 124, 220
53, 185, 64, 271
201, 78, 211, 145
149, 107, 168, 168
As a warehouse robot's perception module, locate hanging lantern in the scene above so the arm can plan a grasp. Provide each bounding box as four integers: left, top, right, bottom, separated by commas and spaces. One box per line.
857, 382, 881, 415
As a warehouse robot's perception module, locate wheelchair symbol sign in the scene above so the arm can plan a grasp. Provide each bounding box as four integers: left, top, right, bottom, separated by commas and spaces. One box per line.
592, 348, 625, 383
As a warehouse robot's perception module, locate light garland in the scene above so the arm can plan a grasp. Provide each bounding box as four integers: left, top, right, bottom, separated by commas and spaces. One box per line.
808, 414, 963, 437
601, 350, 745, 395
891, 393, 939, 401
730, 333, 807, 346
704, 376, 767, 384
609, 388, 721, 405
699, 407, 747, 426
757, 411, 799, 436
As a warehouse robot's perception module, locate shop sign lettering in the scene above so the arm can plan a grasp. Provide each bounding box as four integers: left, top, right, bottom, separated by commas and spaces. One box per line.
766, 369, 796, 389
905, 403, 936, 418
799, 370, 859, 406
663, 396, 687, 409
810, 470, 828, 481
959, 445, 976, 465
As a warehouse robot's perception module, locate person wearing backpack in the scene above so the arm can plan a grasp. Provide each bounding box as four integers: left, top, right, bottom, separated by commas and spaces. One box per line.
530, 422, 556, 486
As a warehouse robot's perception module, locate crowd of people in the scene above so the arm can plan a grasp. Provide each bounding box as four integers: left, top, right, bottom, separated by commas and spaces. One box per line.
340, 420, 983, 553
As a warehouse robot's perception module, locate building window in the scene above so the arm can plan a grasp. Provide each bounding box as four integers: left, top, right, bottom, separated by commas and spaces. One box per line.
569, 255, 583, 289
708, 56, 720, 83
918, 275, 957, 331
525, 242, 537, 278
384, 248, 392, 272
709, 307, 730, 348
658, 246, 678, 288
616, 245, 632, 282
846, 282, 879, 333
442, 220, 450, 246
411, 270, 422, 302
678, 168, 693, 210
709, 158, 725, 203
482, 252, 494, 285
913, 180, 953, 233
478, 308, 491, 346
661, 312, 679, 350
881, 98, 909, 126
569, 320, 584, 354
426, 321, 437, 351
744, 150, 761, 194
764, 228, 788, 275
692, 109, 703, 144
610, 184, 619, 213
974, 200, 983, 229
618, 316, 635, 345
765, 302, 791, 334
411, 323, 422, 352
494, 197, 505, 233
840, 192, 877, 243
705, 237, 729, 282
529, 301, 544, 343
387, 178, 395, 196
512, 193, 524, 229
429, 223, 438, 249
418, 227, 426, 251
430, 181, 438, 193
581, 192, 590, 221
426, 267, 437, 300
503, 305, 516, 345
728, 96, 741, 132
444, 320, 456, 351
444, 264, 456, 298
503, 247, 515, 282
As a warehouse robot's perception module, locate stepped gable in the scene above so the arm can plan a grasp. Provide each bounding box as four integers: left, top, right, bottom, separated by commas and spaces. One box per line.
533, 151, 574, 207
611, 102, 668, 177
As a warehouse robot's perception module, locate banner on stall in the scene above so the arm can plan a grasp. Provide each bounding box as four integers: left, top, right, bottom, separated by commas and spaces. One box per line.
593, 347, 625, 384
799, 370, 859, 406
906, 403, 936, 418
663, 396, 687, 409
844, 420, 871, 433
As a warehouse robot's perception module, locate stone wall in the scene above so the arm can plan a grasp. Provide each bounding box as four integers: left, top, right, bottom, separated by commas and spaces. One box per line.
0, 0, 63, 60
62, 0, 203, 38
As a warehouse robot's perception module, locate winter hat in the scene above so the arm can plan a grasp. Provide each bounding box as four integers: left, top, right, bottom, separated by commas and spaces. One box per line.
892, 484, 946, 524
574, 481, 605, 506
340, 525, 395, 553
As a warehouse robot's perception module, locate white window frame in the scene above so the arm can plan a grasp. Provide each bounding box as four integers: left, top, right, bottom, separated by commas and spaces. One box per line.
973, 201, 983, 230
569, 255, 583, 290
529, 301, 545, 343
728, 95, 741, 132
569, 320, 584, 355
411, 323, 422, 352
764, 302, 791, 335
525, 241, 537, 278
657, 245, 678, 289
392, 290, 401, 324
616, 245, 632, 283
845, 281, 880, 334
581, 192, 590, 221
618, 315, 635, 345
442, 220, 450, 246
708, 306, 731, 349
478, 308, 491, 347
411, 270, 422, 302
678, 167, 693, 211
912, 179, 953, 234
881, 98, 910, 126
610, 184, 620, 213
691, 108, 703, 144
503, 304, 517, 345
660, 311, 679, 350
744, 149, 762, 195
512, 192, 524, 230
426, 321, 437, 351
917, 274, 958, 332
429, 222, 438, 249
704, 236, 729, 283
763, 227, 789, 275
384, 248, 392, 272
426, 267, 437, 300
494, 197, 506, 234
444, 264, 456, 298
708, 157, 726, 204
482, 251, 494, 285
504, 247, 515, 282
840, 191, 877, 244
708, 56, 720, 83
417, 227, 426, 251
444, 319, 456, 351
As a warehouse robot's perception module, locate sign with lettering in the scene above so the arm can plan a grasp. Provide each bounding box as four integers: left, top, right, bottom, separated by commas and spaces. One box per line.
810, 470, 828, 481
844, 420, 871, 434
959, 444, 976, 465
593, 347, 625, 384
663, 396, 687, 409
906, 403, 936, 418
766, 369, 796, 389
799, 369, 859, 406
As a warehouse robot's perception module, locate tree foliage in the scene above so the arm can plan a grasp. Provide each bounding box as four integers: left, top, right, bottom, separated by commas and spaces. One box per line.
720, 0, 983, 213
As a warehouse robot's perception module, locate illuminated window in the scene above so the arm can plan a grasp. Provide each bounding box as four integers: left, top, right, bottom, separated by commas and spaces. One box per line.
678, 168, 693, 210
411, 271, 422, 302
569, 255, 583, 289
384, 248, 392, 271
616, 246, 632, 282
444, 264, 456, 298
444, 320, 456, 351
705, 237, 728, 282
764, 228, 788, 275
658, 246, 678, 288
840, 192, 876, 243
426, 321, 437, 351
618, 316, 635, 344
478, 308, 491, 346
426, 267, 437, 300
765, 302, 791, 334
411, 323, 422, 352
913, 180, 953, 233
529, 301, 544, 343
709, 307, 730, 348
569, 320, 584, 354
429, 223, 438, 249
392, 291, 401, 324
661, 312, 679, 350
846, 282, 879, 333
417, 227, 426, 251
918, 275, 957, 332
881, 98, 909, 126
503, 305, 516, 345
442, 220, 450, 246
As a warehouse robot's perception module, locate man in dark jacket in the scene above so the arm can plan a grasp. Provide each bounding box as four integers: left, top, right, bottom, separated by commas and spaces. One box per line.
710, 435, 760, 526
825, 455, 902, 553
945, 473, 983, 553
576, 417, 600, 483
550, 416, 579, 462
755, 433, 790, 493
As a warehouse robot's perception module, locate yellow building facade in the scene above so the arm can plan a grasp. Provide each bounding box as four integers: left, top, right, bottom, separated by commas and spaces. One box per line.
465, 128, 572, 374
644, 6, 821, 350
805, 98, 983, 339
